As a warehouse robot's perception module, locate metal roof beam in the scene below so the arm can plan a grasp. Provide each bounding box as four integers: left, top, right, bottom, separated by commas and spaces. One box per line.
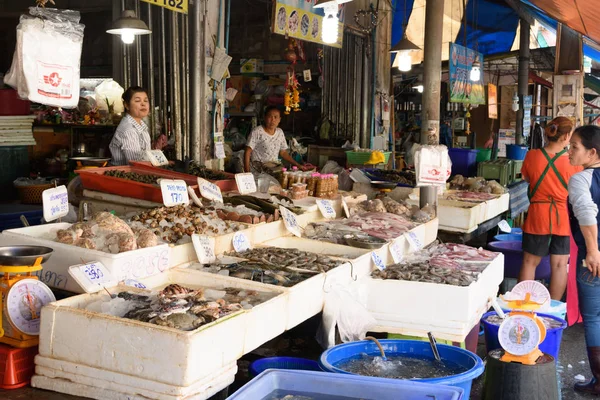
503, 0, 535, 25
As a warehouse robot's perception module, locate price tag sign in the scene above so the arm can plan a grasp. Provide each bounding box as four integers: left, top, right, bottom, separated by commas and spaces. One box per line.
42, 185, 69, 222
372, 252, 386, 271
232, 231, 251, 252
68, 261, 118, 293
498, 220, 512, 233
279, 205, 302, 237
316, 199, 336, 219
198, 178, 224, 203
341, 197, 350, 218
215, 142, 226, 160
235, 173, 257, 194
303, 69, 312, 82
192, 234, 216, 264
140, 0, 188, 14
389, 240, 404, 264
406, 231, 423, 251
123, 279, 147, 289
160, 179, 189, 206
146, 149, 169, 166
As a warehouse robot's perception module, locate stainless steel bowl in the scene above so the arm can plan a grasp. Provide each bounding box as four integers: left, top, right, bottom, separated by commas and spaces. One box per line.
0, 246, 53, 266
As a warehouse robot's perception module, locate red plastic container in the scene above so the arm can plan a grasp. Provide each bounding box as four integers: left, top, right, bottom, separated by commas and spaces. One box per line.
0, 89, 31, 116
77, 165, 200, 204
0, 343, 37, 389
131, 161, 237, 192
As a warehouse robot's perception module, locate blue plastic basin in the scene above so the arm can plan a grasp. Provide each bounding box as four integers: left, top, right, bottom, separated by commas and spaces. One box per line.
488, 240, 551, 280
511, 228, 523, 235
481, 311, 567, 359
227, 369, 465, 400
506, 144, 528, 160
249, 357, 321, 377
319, 339, 483, 399
494, 233, 524, 241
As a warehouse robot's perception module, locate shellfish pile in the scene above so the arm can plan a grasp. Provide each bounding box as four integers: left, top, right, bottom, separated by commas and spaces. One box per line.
372, 242, 499, 286
54, 212, 159, 253
104, 170, 162, 185
348, 197, 435, 223
449, 175, 506, 195
85, 284, 275, 331
128, 205, 248, 244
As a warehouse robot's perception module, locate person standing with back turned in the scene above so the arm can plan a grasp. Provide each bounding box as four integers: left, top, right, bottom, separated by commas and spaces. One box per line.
519, 117, 581, 300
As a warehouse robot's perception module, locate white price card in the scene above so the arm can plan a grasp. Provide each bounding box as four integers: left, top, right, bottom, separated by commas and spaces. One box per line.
68, 261, 118, 293
372, 252, 386, 271
215, 142, 226, 160
303, 69, 312, 82
316, 199, 336, 219
123, 279, 147, 289
192, 234, 216, 264
232, 231, 251, 252
498, 220, 512, 233
42, 185, 69, 222
235, 173, 257, 194
341, 197, 350, 218
279, 205, 302, 237
146, 149, 169, 166
406, 231, 423, 250
160, 179, 189, 206
197, 178, 224, 203
389, 240, 404, 264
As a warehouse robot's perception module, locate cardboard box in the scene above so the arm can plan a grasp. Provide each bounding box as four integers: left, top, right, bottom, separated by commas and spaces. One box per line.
240, 59, 264, 74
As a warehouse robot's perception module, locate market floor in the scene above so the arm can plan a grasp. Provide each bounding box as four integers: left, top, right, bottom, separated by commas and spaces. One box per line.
0, 320, 593, 400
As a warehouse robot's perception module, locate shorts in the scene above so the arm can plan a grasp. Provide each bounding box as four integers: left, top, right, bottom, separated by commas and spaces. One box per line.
522, 232, 570, 257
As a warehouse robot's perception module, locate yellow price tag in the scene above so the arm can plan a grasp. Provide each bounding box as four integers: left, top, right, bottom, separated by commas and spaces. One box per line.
141, 0, 188, 14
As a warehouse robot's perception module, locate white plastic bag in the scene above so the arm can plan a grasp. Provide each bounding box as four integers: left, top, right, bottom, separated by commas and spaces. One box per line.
5, 7, 84, 108
94, 79, 125, 114
414, 144, 452, 186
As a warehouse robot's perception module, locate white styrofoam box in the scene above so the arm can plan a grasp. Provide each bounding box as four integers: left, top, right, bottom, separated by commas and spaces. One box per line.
139, 268, 288, 354
362, 253, 504, 342
0, 223, 171, 293
38, 287, 246, 387
34, 355, 236, 399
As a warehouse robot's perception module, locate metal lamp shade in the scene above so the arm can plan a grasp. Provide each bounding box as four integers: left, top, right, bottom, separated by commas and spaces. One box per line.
106, 10, 151, 36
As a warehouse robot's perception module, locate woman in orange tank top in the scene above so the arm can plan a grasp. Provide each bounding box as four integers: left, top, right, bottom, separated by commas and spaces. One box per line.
519, 117, 582, 299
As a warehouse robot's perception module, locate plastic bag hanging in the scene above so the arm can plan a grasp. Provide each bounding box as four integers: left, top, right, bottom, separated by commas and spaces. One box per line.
5, 7, 85, 109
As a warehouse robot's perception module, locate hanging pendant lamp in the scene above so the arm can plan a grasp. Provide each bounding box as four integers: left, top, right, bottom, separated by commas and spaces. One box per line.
390, 32, 420, 72
107, 10, 151, 44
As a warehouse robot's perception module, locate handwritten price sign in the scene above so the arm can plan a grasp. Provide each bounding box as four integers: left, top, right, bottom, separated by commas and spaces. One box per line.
124, 279, 147, 289
42, 185, 69, 222
316, 199, 336, 219
145, 149, 169, 166
235, 173, 257, 194
198, 178, 224, 203
68, 261, 117, 293
371, 252, 386, 271
389, 240, 404, 264
406, 231, 423, 251
232, 231, 251, 252
192, 234, 216, 263
140, 0, 188, 14
341, 197, 350, 218
498, 220, 512, 233
279, 206, 302, 237
160, 179, 189, 206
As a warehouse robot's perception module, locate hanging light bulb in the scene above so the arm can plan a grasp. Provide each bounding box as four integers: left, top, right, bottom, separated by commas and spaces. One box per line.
390, 32, 420, 72
412, 84, 424, 93
470, 60, 481, 82
512, 94, 519, 112
314, 0, 342, 44
107, 10, 151, 44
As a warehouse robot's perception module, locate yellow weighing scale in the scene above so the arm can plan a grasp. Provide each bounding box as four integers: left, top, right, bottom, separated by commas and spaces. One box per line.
0, 246, 55, 348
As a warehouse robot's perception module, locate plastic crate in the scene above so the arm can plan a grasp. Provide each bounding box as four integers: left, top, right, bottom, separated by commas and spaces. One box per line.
449, 148, 478, 177
477, 159, 513, 186
511, 159, 524, 182
0, 343, 37, 389
14, 183, 55, 204
227, 369, 464, 400
0, 204, 43, 231
249, 357, 320, 377
346, 151, 391, 165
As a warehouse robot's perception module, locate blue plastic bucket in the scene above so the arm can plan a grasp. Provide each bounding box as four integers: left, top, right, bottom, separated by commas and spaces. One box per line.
493, 233, 523, 241
506, 144, 528, 160
481, 311, 567, 359
319, 339, 484, 399
511, 228, 523, 235
249, 357, 321, 377
448, 148, 478, 177
488, 240, 551, 280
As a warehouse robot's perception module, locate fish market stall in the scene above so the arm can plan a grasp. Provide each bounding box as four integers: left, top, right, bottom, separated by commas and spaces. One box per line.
361, 243, 504, 342
33, 268, 286, 399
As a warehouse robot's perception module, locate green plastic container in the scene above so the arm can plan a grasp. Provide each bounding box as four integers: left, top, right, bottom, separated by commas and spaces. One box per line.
476, 148, 492, 163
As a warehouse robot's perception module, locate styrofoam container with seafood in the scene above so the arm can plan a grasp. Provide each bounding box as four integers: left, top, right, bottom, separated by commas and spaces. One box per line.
138, 268, 288, 354
362, 253, 504, 342
38, 275, 268, 387
0, 223, 171, 293
33, 355, 237, 400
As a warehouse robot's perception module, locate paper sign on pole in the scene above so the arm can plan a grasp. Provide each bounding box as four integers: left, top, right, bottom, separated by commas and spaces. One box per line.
232, 231, 251, 252
146, 150, 169, 166
197, 178, 224, 203
68, 261, 118, 293
279, 205, 302, 237
372, 252, 386, 271
42, 185, 69, 222
192, 234, 216, 264
316, 199, 336, 219
341, 197, 350, 218
498, 220, 512, 233
389, 240, 404, 264
406, 231, 423, 251
160, 179, 189, 206
235, 173, 257, 194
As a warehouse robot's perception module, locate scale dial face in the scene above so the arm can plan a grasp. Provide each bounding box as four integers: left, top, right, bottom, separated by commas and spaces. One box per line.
6, 279, 56, 336
498, 315, 542, 356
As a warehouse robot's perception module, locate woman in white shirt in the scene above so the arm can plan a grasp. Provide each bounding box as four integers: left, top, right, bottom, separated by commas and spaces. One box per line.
243, 106, 307, 173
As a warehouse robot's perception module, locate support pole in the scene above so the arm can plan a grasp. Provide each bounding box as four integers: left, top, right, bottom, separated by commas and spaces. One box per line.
146, 3, 156, 139
516, 18, 530, 145
171, 12, 182, 160
190, 0, 204, 162
419, 0, 444, 209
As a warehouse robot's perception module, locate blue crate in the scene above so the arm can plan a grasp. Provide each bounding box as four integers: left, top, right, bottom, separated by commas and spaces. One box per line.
249, 357, 320, 377
449, 148, 478, 177
227, 369, 464, 400
0, 204, 43, 232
